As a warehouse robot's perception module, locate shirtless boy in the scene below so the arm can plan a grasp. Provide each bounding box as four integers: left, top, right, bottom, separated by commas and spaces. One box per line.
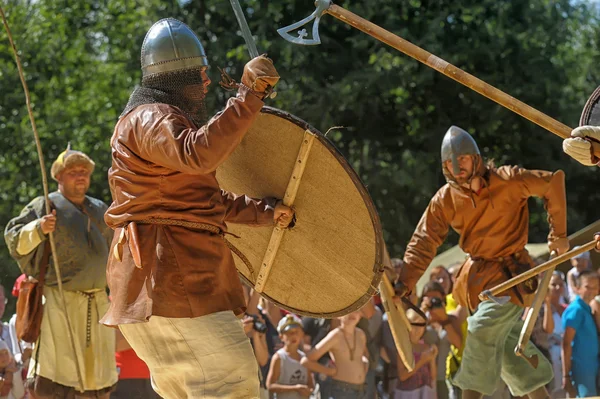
301, 311, 369, 398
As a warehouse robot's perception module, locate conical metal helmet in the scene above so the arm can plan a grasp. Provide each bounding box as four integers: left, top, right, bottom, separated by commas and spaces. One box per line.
141, 18, 208, 78
441, 126, 480, 176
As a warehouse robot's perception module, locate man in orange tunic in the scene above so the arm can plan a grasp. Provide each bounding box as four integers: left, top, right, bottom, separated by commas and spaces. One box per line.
396, 126, 569, 399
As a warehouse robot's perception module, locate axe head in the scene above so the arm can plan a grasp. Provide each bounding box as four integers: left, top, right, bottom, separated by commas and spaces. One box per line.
276, 0, 332, 45
479, 290, 511, 306
515, 345, 539, 369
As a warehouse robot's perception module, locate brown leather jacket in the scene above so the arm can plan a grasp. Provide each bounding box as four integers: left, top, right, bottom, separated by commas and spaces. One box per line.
400, 165, 566, 312
100, 86, 276, 326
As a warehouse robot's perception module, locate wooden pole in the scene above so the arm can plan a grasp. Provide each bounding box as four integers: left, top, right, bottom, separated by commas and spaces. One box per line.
479, 240, 597, 302
325, 4, 600, 156
514, 251, 557, 368
0, 7, 85, 392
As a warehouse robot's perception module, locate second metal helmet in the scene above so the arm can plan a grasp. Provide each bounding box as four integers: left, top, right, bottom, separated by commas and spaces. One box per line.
441, 126, 480, 176
141, 18, 209, 78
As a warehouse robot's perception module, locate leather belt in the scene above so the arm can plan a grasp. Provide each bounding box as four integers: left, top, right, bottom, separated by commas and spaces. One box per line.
113, 218, 256, 280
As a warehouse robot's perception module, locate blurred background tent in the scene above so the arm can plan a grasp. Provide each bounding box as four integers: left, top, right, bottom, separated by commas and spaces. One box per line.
415, 219, 600, 295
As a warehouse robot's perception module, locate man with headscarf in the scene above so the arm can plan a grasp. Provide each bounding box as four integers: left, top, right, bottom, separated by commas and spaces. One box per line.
4, 146, 117, 398
99, 18, 294, 398
395, 126, 569, 399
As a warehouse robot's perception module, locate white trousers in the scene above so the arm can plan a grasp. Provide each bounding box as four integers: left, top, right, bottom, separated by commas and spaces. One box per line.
119, 310, 259, 399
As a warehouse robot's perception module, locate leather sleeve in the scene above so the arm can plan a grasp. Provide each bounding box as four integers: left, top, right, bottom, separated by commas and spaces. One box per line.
400, 189, 451, 291
219, 190, 276, 226
514, 167, 567, 242
138, 86, 264, 174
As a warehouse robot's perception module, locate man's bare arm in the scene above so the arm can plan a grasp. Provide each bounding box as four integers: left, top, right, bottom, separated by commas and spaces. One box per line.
443, 315, 463, 349
542, 301, 554, 334
449, 304, 467, 324
252, 332, 269, 367
397, 353, 431, 381
305, 329, 338, 361
429, 354, 437, 388
300, 357, 337, 377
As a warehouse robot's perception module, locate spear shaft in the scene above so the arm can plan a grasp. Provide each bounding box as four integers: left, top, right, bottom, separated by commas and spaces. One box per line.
0, 6, 85, 392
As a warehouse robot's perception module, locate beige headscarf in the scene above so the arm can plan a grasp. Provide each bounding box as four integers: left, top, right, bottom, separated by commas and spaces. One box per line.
50, 143, 95, 181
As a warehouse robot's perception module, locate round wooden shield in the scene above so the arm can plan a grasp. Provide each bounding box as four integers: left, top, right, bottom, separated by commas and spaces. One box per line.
580, 85, 600, 126
216, 107, 384, 318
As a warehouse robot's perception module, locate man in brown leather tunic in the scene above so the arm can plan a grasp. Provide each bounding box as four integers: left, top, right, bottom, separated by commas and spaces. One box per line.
99, 18, 293, 399
396, 126, 569, 399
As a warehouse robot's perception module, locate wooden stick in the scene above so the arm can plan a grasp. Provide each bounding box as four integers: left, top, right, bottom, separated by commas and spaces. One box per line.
380, 272, 415, 371
515, 268, 553, 367
479, 240, 597, 302
325, 4, 600, 156
254, 130, 316, 292
0, 7, 85, 392
515, 251, 557, 368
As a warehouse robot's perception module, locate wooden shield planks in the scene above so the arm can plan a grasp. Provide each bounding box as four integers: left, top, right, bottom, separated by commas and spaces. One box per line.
216, 107, 384, 318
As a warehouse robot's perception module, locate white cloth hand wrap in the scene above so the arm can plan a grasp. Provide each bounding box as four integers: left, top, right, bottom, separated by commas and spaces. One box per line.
563, 125, 600, 166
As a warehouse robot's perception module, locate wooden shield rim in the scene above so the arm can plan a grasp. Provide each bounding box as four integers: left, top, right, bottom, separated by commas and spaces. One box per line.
379, 273, 415, 371
238, 106, 385, 318
580, 85, 600, 126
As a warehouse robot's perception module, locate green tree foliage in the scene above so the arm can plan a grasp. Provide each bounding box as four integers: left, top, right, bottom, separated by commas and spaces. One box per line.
0, 0, 598, 317
184, 0, 600, 250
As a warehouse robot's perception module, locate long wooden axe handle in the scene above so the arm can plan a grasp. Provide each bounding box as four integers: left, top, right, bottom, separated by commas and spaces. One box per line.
0, 7, 85, 392
514, 251, 557, 369
479, 240, 597, 302
279, 1, 600, 156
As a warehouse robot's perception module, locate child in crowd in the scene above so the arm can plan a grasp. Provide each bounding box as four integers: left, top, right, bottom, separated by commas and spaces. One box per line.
395, 309, 437, 399
301, 311, 369, 398
562, 270, 599, 397
566, 248, 592, 302
267, 314, 314, 398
